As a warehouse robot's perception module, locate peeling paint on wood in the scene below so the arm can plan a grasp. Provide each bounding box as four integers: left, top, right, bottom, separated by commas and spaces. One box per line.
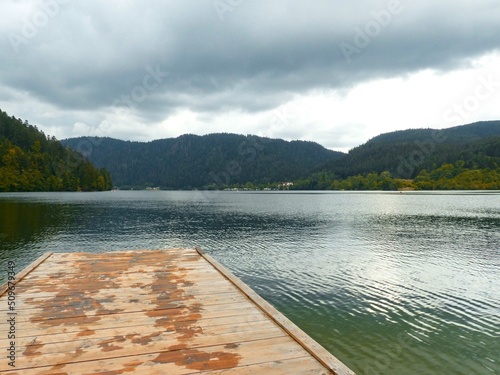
0, 248, 355, 374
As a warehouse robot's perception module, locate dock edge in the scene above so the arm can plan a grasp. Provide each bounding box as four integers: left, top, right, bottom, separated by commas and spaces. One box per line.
194, 246, 355, 375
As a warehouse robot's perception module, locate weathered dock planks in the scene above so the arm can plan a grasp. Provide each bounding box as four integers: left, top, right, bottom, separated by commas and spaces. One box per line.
0, 248, 355, 374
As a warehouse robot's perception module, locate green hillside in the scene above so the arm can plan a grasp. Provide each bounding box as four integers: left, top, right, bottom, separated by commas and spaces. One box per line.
320, 121, 500, 179
62, 134, 344, 189
0, 110, 112, 192
293, 121, 500, 190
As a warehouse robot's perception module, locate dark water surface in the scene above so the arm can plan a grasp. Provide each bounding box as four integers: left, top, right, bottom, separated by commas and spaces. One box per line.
0, 190, 499, 374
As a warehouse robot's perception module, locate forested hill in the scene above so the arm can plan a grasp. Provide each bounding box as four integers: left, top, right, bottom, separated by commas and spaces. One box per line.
319, 121, 500, 179
61, 134, 344, 189
0, 110, 112, 192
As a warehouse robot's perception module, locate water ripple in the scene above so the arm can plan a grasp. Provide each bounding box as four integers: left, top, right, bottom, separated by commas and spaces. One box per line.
1, 191, 499, 375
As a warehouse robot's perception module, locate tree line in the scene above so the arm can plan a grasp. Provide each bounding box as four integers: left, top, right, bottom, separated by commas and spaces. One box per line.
0, 110, 112, 192
291, 161, 500, 191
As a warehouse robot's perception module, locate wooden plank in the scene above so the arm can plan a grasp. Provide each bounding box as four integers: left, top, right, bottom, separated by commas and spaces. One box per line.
1, 354, 326, 375
0, 312, 270, 349
0, 253, 53, 297
2, 318, 282, 356
0, 292, 252, 328
18, 268, 229, 282
18, 267, 229, 284
2, 283, 230, 302
195, 247, 354, 375
28, 255, 207, 268
15, 272, 226, 291
0, 248, 354, 374
10, 283, 231, 300
50, 248, 196, 258
48, 248, 198, 259
0, 334, 305, 371
196, 356, 333, 375
44, 249, 201, 264
24, 261, 218, 276
1, 294, 235, 316
0, 285, 242, 309
0, 303, 268, 338
27, 256, 213, 267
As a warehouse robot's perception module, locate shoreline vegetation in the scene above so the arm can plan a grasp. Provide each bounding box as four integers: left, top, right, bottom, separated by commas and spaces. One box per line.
126, 161, 500, 191
0, 110, 112, 192
122, 163, 500, 192
288, 164, 500, 191
209, 170, 500, 191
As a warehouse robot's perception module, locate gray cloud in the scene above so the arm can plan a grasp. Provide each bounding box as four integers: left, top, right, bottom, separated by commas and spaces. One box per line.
1, 0, 499, 148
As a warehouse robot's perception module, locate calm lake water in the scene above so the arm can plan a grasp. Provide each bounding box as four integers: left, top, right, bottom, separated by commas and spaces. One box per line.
0, 190, 499, 374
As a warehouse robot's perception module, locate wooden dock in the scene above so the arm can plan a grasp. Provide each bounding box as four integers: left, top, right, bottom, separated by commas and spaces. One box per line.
0, 248, 354, 374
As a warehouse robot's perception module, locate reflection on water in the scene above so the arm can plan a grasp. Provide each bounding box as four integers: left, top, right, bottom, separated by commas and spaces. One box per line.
0, 200, 72, 264
0, 191, 499, 375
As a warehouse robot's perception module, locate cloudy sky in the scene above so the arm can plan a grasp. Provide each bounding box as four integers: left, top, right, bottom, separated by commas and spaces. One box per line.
1, 0, 499, 152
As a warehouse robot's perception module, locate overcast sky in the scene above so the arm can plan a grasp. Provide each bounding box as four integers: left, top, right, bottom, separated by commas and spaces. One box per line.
1, 0, 499, 151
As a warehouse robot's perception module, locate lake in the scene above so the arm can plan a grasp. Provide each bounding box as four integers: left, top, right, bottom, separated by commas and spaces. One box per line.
0, 190, 498, 374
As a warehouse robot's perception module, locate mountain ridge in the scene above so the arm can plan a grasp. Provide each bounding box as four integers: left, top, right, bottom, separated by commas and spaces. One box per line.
62, 120, 500, 190
62, 133, 344, 189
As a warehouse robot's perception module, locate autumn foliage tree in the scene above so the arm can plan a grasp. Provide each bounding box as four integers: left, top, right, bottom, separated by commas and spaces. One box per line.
0, 109, 112, 192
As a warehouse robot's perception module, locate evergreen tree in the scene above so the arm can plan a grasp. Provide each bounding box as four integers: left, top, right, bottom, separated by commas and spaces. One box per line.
0, 109, 113, 192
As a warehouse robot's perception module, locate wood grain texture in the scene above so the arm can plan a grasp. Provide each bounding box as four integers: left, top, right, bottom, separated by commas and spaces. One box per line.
0, 248, 355, 374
